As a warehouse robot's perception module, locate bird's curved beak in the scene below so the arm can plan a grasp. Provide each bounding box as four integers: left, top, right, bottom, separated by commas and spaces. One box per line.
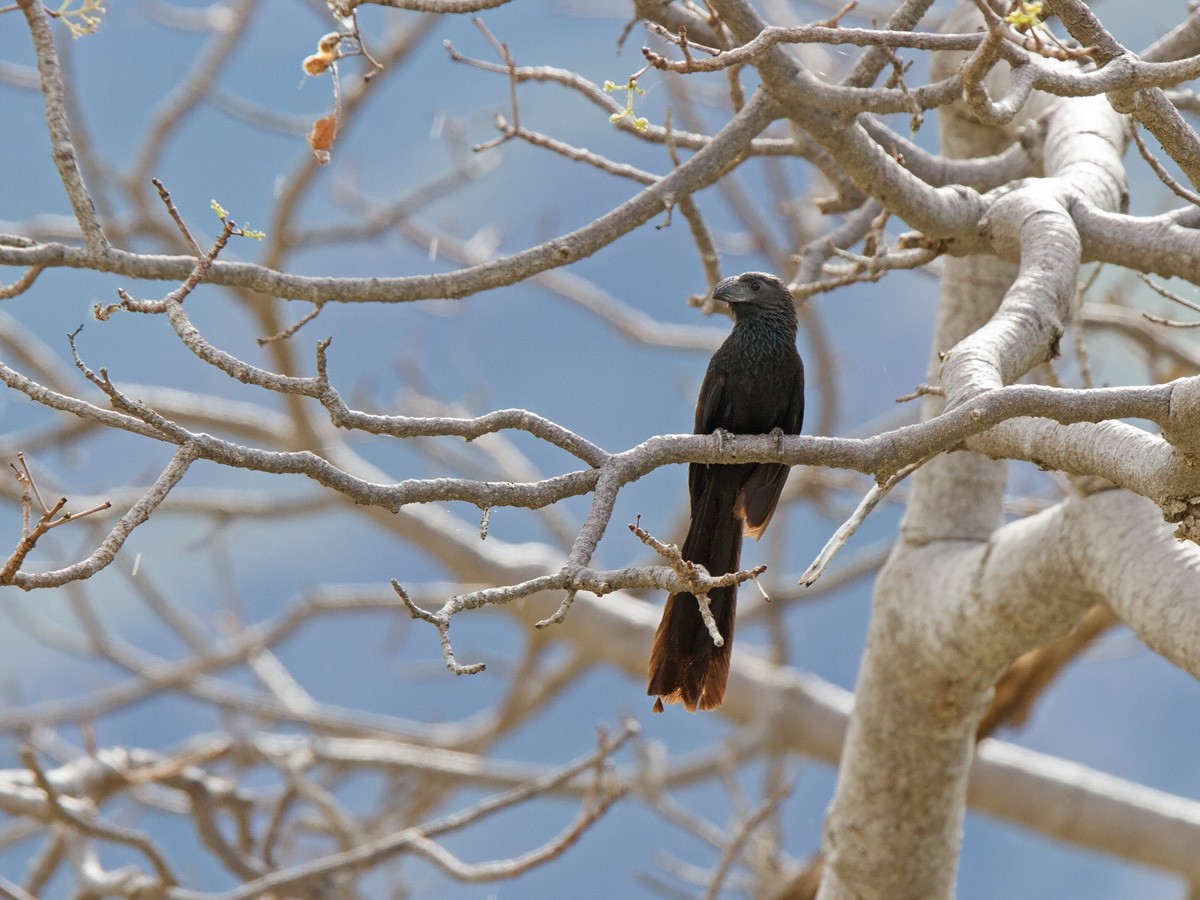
711, 276, 741, 305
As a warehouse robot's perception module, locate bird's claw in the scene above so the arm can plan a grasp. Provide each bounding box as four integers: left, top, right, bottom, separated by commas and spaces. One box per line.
770, 426, 786, 456
713, 427, 735, 457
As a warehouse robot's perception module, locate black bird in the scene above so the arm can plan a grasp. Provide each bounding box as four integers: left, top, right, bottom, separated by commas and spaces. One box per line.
648, 272, 805, 712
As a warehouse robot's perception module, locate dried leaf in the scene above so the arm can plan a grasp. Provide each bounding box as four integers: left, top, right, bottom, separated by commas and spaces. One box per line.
307, 113, 338, 165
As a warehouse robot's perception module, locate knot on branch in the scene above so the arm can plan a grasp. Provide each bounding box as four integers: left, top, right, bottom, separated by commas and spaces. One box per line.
1161, 495, 1200, 544
1162, 376, 1200, 455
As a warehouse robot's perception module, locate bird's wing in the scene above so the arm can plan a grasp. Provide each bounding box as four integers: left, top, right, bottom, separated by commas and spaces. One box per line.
689, 364, 730, 505
740, 363, 805, 538
788, 363, 806, 435
738, 463, 789, 538
693, 364, 729, 435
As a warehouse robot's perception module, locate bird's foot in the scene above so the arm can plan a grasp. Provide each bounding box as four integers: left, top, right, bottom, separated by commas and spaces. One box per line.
713, 427, 735, 458
770, 426, 786, 458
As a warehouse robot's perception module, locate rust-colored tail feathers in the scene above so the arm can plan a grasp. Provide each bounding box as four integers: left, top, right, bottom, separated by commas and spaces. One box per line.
647, 486, 743, 712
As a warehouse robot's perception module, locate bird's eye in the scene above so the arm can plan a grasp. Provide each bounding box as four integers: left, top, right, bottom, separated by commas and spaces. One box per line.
749, 279, 761, 291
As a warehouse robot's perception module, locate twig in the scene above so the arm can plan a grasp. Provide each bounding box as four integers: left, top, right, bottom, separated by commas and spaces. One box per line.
393, 580, 486, 675
1131, 124, 1200, 208
693, 591, 724, 647
257, 303, 323, 345
0, 876, 36, 900
151, 177, 202, 257
1, 454, 113, 584
472, 17, 520, 152
199, 718, 637, 899
800, 453, 938, 587
819, 1, 857, 28
1072, 263, 1104, 389
895, 383, 944, 403
491, 116, 658, 182
630, 516, 766, 648
629, 517, 767, 595
1139, 271, 1200, 324
0, 265, 43, 299
663, 108, 721, 284
14, 451, 48, 513
970, 0, 1097, 61
1142, 313, 1200, 329
704, 781, 792, 900
340, 8, 384, 77
747, 570, 771, 603
99, 206, 235, 319
21, 746, 178, 887
16, 0, 109, 253
535, 587, 578, 629
3, 444, 195, 590
641, 23, 988, 74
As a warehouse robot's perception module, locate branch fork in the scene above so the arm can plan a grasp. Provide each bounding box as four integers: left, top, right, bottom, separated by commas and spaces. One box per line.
0, 453, 111, 585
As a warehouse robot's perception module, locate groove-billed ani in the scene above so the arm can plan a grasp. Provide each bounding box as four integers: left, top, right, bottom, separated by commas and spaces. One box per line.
647, 272, 804, 712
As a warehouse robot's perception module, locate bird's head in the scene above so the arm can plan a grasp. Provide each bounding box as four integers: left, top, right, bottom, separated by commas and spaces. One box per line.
711, 272, 796, 322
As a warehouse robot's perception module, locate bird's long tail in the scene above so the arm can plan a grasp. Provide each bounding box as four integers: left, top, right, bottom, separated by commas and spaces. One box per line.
647, 488, 743, 712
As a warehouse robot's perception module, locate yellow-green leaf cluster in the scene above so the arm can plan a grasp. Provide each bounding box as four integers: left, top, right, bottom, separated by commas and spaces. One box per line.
604, 78, 649, 132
